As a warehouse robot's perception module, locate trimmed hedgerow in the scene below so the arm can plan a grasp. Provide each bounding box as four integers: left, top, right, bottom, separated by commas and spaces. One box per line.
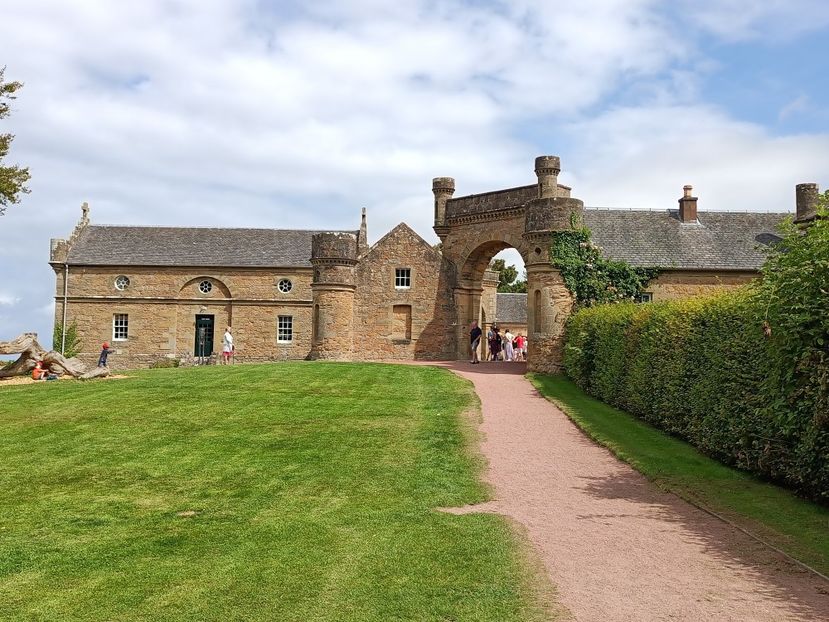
564, 201, 829, 502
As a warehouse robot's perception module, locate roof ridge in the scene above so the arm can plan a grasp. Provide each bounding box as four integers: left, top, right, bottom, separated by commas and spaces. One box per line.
585, 207, 793, 215
89, 224, 358, 233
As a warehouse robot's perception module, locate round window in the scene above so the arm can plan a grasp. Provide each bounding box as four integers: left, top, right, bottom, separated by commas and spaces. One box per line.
114, 275, 130, 291
198, 280, 213, 294
277, 279, 293, 293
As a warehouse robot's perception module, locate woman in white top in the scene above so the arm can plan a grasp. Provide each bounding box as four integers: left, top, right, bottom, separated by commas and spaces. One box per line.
222, 327, 234, 364
503, 329, 514, 362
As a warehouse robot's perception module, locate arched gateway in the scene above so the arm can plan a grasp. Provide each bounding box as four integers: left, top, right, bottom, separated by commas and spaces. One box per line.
433, 156, 582, 374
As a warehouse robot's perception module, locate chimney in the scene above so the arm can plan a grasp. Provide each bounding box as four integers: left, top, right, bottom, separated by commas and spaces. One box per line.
795, 183, 819, 223
678, 185, 698, 223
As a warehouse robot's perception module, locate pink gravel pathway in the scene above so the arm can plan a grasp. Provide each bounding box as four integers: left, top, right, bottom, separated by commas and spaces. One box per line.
434, 361, 829, 622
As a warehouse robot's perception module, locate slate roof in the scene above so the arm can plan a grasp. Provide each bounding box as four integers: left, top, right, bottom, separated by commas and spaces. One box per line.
66, 226, 357, 268
583, 209, 789, 270
496, 293, 528, 325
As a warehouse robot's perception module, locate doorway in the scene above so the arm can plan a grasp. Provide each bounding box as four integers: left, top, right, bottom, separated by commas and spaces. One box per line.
194, 314, 215, 359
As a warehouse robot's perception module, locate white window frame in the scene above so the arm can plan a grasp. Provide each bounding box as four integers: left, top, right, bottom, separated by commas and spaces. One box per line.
113, 313, 129, 341
277, 315, 293, 343
198, 280, 213, 294
114, 275, 130, 291
277, 278, 293, 294
636, 292, 654, 303
395, 268, 411, 289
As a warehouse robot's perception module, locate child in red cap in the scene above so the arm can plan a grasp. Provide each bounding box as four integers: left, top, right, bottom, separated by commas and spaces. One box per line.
98, 342, 111, 368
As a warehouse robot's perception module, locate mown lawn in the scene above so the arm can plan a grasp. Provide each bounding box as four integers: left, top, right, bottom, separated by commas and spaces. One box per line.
529, 373, 829, 577
0, 363, 553, 621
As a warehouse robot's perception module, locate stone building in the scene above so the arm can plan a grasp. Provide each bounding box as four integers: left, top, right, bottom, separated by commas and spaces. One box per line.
49, 156, 815, 372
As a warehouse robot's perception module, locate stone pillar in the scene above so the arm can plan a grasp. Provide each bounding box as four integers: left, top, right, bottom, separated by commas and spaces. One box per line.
452, 283, 482, 360
433, 177, 455, 234
525, 262, 574, 374
524, 155, 583, 373
795, 183, 819, 224
535, 156, 560, 199
309, 232, 358, 360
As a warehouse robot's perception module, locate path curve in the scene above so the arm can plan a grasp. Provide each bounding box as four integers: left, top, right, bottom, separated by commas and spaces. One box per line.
432, 361, 829, 622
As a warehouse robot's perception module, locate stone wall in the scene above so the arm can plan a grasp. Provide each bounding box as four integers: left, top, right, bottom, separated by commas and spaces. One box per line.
353, 224, 456, 360
647, 270, 757, 301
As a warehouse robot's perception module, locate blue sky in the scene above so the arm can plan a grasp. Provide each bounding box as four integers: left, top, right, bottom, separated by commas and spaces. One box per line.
0, 0, 827, 349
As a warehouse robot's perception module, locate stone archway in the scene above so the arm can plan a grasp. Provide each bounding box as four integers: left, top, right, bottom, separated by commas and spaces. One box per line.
432, 156, 583, 374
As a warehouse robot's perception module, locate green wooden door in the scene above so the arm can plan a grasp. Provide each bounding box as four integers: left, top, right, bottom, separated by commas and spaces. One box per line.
194, 314, 215, 357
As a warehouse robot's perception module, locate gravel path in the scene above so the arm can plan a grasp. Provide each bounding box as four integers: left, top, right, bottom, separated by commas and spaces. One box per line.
435, 361, 829, 622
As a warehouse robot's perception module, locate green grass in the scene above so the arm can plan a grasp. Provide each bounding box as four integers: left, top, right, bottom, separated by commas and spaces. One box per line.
0, 363, 555, 621
528, 373, 829, 577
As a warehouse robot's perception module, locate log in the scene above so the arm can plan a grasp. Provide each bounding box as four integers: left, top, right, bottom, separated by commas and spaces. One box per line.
0, 333, 104, 380
41, 351, 88, 377
0, 333, 45, 355
79, 367, 111, 381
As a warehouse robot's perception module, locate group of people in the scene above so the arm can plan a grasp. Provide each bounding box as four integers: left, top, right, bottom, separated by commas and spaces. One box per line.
469, 321, 527, 364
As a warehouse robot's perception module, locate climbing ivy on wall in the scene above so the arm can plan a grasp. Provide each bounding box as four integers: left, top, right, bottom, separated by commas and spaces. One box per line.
550, 224, 658, 307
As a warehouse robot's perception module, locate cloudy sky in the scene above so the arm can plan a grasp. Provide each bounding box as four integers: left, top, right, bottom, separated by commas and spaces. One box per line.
1, 0, 828, 348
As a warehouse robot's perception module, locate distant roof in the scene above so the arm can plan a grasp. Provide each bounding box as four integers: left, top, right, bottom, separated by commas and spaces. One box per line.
496, 293, 527, 325
66, 226, 357, 268
584, 209, 789, 270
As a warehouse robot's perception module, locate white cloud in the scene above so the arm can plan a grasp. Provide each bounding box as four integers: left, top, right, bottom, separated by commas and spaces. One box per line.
0, 293, 21, 306
680, 0, 829, 41
565, 104, 829, 212
0, 0, 826, 344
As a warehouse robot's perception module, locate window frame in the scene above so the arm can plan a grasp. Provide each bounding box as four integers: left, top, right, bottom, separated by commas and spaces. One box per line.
394, 268, 412, 289
114, 275, 130, 291
112, 313, 129, 341
277, 315, 293, 343
198, 280, 213, 294
635, 292, 654, 303
277, 278, 293, 294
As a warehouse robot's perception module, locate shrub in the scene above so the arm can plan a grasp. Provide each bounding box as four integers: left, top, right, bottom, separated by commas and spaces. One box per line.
150, 358, 180, 369
52, 320, 82, 358
564, 199, 829, 502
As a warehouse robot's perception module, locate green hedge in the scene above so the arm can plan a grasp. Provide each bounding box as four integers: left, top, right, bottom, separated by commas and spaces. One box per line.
564, 290, 828, 502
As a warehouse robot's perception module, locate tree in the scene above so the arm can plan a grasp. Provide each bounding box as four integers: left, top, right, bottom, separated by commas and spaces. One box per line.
489, 258, 527, 293
0, 67, 30, 215
53, 320, 82, 358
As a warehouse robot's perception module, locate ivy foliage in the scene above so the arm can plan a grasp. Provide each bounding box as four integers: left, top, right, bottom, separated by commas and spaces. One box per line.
564, 197, 829, 502
550, 225, 658, 307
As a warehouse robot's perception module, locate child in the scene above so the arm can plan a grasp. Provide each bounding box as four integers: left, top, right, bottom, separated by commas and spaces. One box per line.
98, 342, 111, 367
32, 360, 48, 381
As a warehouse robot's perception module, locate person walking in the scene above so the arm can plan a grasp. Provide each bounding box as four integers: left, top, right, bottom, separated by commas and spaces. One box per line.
221, 327, 234, 365
490, 325, 502, 361
503, 328, 514, 362
469, 320, 482, 364
514, 334, 525, 361
97, 342, 111, 368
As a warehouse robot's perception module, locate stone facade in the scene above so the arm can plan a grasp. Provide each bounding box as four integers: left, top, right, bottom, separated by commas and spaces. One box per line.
352, 224, 456, 360
49, 155, 796, 371
645, 270, 757, 301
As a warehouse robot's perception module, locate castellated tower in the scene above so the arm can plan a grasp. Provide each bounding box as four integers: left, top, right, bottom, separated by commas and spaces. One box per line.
309, 232, 358, 360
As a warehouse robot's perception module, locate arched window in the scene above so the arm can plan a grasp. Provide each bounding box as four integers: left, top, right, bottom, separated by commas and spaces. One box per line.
313, 304, 321, 343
